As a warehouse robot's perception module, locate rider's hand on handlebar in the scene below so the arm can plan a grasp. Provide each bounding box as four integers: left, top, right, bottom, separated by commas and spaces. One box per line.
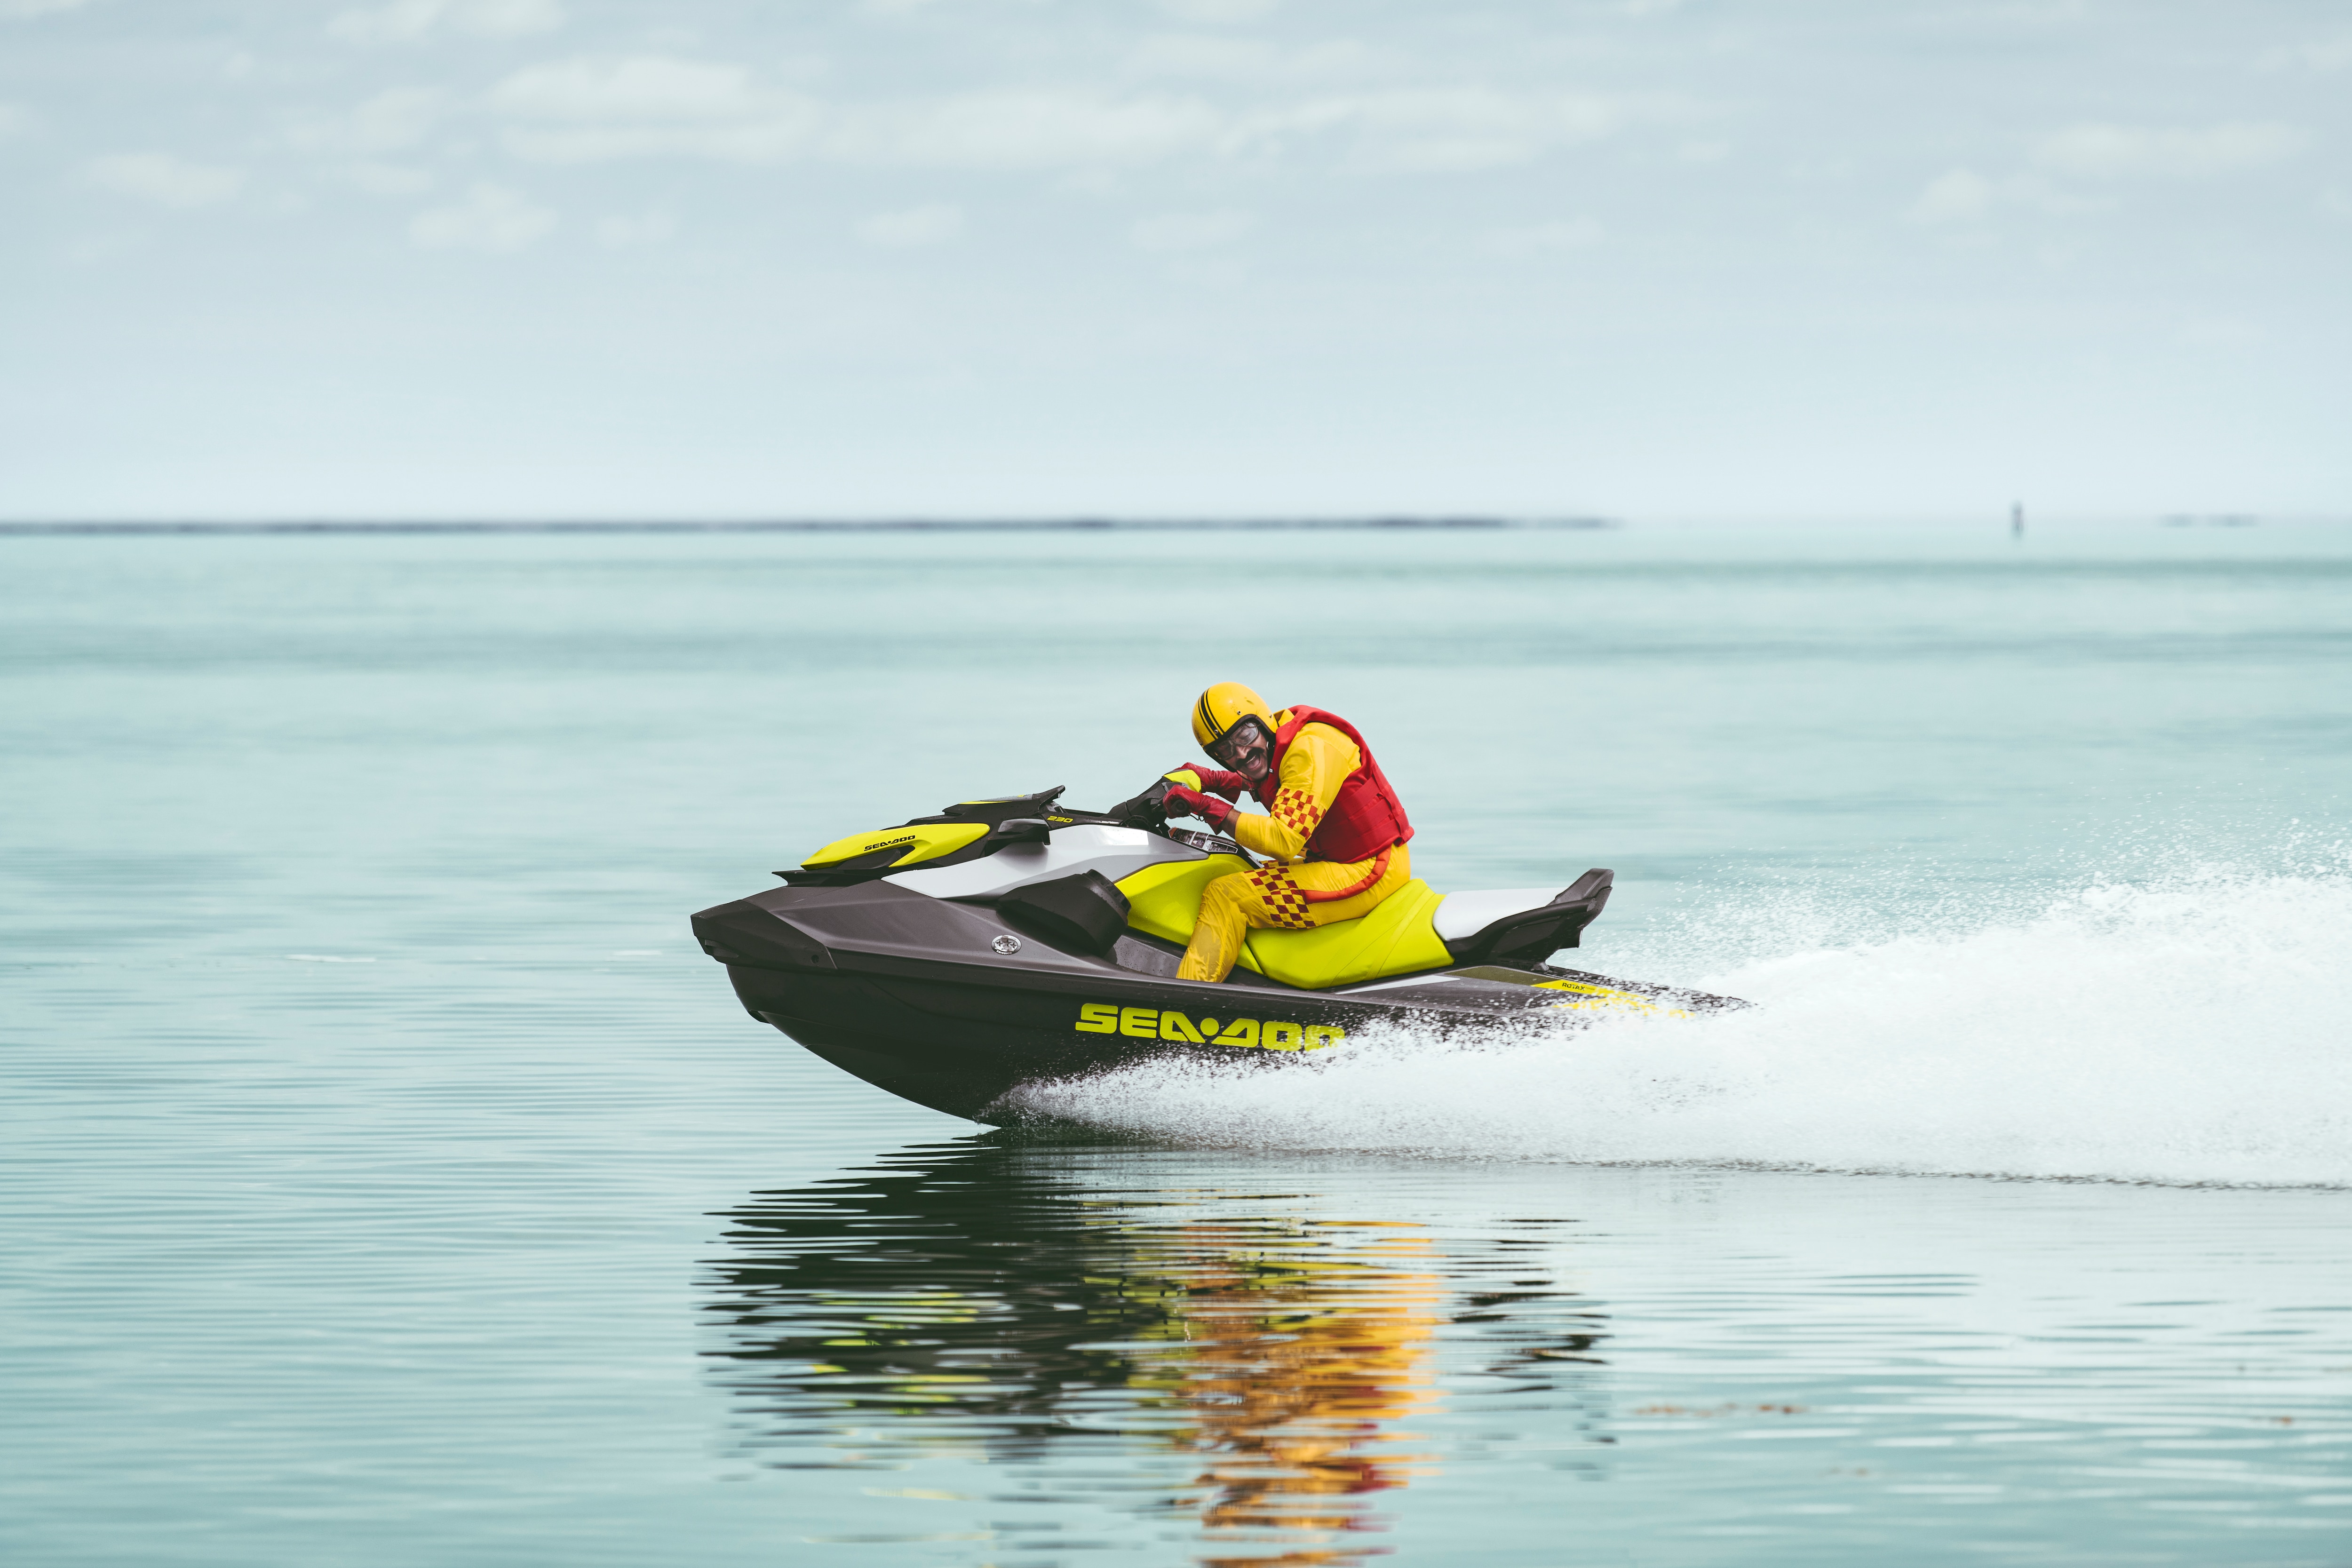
1108, 779, 1172, 829
1161, 783, 1233, 831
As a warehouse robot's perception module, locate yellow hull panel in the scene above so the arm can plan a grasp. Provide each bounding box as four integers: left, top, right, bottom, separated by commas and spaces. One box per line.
801, 820, 989, 871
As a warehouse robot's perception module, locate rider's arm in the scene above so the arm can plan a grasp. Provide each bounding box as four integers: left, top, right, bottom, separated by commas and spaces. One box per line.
1164, 764, 1248, 800
1227, 724, 1361, 863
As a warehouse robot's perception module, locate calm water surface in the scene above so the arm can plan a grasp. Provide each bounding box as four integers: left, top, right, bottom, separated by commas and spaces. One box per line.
4, 524, 2349, 1565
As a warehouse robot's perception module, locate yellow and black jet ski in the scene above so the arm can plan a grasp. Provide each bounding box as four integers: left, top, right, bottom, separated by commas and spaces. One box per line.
690, 786, 1747, 1122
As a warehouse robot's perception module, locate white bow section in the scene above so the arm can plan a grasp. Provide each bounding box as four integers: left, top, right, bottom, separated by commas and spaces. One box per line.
885, 823, 1202, 902
1431, 887, 1563, 942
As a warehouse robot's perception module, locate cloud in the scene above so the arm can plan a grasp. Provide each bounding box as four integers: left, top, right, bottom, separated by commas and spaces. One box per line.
2034, 122, 2303, 179
488, 54, 757, 119
488, 55, 817, 161
2260, 33, 2352, 72
483, 56, 1632, 172
1158, 0, 1279, 22
490, 68, 1223, 167
2175, 315, 2265, 350
484, 56, 1629, 173
1480, 216, 1601, 256
1128, 33, 1279, 81
1254, 88, 1625, 171
87, 153, 246, 208
1907, 129, 2291, 226
292, 87, 445, 154
1129, 209, 1249, 251
857, 202, 962, 247
1908, 167, 1996, 224
348, 87, 445, 149
1904, 167, 2102, 226
596, 209, 674, 247
1128, 33, 1387, 84
331, 0, 563, 45
834, 89, 1227, 167
344, 162, 435, 195
0, 0, 94, 16
0, 102, 28, 137
409, 182, 554, 250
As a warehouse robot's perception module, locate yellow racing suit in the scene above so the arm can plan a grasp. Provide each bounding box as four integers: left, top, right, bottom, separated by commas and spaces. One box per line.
1170, 716, 1412, 983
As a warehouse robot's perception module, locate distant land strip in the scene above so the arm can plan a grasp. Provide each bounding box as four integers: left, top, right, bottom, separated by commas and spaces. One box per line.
0, 517, 1616, 536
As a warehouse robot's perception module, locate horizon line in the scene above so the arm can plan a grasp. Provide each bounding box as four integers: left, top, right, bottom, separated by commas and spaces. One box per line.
0, 513, 2329, 537
0, 516, 1617, 537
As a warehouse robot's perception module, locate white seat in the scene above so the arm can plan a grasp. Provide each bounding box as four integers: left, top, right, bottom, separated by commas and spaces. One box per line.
1431, 888, 1560, 943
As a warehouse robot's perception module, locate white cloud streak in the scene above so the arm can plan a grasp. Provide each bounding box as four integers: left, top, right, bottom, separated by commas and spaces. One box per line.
1912, 122, 2307, 226
487, 55, 757, 119
330, 0, 564, 45
409, 182, 554, 250
2035, 121, 2303, 179
1300, 87, 1621, 170
1129, 209, 1249, 251
487, 55, 815, 161
483, 54, 1629, 173
292, 87, 445, 154
1909, 167, 1995, 225
1480, 216, 1601, 256
0, 0, 95, 17
596, 209, 674, 247
87, 152, 246, 207
836, 89, 1230, 167
345, 162, 435, 195
2261, 32, 2352, 73
857, 203, 962, 247
1158, 0, 1279, 22
1127, 33, 1387, 85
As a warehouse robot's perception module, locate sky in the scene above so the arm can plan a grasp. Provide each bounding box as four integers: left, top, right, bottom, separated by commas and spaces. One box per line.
1, 0, 2346, 520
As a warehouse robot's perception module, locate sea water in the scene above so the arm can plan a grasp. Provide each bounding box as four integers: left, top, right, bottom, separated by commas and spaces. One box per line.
3, 522, 2348, 1565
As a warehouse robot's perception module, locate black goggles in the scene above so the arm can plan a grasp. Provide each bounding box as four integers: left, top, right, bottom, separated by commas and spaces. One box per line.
1206, 717, 1271, 769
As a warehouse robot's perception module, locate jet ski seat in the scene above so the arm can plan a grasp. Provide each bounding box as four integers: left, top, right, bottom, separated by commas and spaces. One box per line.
1242, 880, 1452, 989
1113, 860, 1614, 990
1438, 869, 1613, 970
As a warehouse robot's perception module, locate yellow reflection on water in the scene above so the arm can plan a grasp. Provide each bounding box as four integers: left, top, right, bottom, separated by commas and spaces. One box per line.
709, 1157, 1484, 1565
1094, 1218, 1443, 1564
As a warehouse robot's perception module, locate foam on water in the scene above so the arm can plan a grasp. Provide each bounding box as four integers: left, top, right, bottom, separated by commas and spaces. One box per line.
1010, 859, 2352, 1186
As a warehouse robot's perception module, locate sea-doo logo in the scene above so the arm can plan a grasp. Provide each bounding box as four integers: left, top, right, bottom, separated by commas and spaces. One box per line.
860, 833, 919, 852
1074, 1003, 1343, 1052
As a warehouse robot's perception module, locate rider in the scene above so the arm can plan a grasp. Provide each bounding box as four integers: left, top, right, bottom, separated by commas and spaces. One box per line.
1146, 683, 1414, 984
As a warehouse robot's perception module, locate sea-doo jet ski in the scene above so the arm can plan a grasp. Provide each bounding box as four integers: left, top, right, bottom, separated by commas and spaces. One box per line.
691, 786, 1747, 1122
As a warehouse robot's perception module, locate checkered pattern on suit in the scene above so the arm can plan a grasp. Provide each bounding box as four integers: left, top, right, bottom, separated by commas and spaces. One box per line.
1174, 845, 1414, 982
1268, 786, 1323, 844
1247, 865, 1319, 930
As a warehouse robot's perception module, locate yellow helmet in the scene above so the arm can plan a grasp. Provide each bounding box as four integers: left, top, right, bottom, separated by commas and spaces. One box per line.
1190, 682, 1275, 751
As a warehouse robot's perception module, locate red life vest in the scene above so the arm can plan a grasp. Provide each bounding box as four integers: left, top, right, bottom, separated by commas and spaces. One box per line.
1256, 706, 1414, 864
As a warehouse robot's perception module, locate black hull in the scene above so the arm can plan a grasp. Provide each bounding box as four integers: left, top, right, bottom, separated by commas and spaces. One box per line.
723, 960, 1396, 1122
698, 880, 1745, 1124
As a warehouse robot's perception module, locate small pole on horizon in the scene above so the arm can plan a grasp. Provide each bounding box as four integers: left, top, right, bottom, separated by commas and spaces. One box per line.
2011, 501, 2024, 540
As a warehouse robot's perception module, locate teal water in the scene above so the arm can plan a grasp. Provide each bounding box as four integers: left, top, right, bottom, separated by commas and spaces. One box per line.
4, 524, 2349, 1565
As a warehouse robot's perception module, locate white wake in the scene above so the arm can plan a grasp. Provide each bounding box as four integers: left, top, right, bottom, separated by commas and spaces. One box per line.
1007, 860, 2352, 1186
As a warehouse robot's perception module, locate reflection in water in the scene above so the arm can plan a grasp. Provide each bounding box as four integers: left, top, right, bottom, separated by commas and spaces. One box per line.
703, 1137, 1608, 1564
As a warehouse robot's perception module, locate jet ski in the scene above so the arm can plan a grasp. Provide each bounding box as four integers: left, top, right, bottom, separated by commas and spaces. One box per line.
690, 786, 1748, 1122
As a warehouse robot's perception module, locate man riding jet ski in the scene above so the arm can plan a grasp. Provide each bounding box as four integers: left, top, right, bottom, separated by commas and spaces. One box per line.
1134, 682, 1416, 986
689, 692, 1748, 1123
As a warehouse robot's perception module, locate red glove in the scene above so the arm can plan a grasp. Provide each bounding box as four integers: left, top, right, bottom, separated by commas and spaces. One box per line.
1161, 783, 1235, 831
1171, 764, 1247, 799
